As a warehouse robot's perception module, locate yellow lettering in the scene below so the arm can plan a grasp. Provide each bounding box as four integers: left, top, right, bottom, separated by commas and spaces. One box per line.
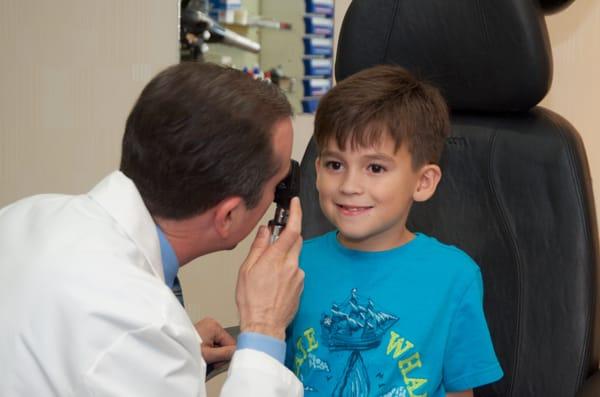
405, 377, 428, 396
385, 331, 428, 397
386, 331, 414, 359
294, 336, 308, 375
296, 336, 307, 358
294, 356, 303, 376
398, 352, 422, 376
304, 328, 319, 352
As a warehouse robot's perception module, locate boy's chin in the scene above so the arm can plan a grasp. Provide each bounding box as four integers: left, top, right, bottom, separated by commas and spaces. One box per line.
336, 230, 372, 245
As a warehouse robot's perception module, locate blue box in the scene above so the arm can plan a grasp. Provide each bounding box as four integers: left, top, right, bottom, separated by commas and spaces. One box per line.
302, 97, 321, 113
303, 37, 333, 56
303, 78, 332, 97
303, 58, 333, 76
304, 15, 334, 36
209, 9, 236, 23
305, 0, 334, 16
209, 0, 241, 9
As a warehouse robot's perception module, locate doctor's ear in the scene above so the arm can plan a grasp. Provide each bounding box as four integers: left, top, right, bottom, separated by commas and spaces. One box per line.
413, 164, 442, 202
213, 196, 243, 238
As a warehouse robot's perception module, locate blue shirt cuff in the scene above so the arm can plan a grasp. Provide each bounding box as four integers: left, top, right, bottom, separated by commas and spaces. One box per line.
236, 332, 286, 364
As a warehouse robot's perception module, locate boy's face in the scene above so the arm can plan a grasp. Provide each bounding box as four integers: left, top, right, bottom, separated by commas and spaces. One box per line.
316, 134, 440, 251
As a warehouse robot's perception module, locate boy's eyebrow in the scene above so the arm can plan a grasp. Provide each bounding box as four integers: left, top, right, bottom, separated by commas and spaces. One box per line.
319, 149, 341, 157
320, 150, 395, 162
362, 153, 395, 162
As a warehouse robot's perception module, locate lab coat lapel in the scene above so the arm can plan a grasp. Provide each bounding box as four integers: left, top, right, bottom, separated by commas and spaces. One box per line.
88, 171, 165, 282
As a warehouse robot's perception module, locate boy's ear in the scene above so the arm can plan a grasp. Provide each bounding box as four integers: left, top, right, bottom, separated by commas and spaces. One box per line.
213, 196, 244, 239
413, 164, 442, 202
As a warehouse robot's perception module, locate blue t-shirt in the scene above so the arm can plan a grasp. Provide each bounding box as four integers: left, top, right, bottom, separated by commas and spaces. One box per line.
286, 231, 503, 397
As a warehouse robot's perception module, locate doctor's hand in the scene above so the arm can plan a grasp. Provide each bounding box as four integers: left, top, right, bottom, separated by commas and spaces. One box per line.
235, 197, 304, 340
194, 317, 236, 366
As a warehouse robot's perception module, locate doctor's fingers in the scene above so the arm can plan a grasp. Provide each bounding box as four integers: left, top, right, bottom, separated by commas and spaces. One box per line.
271, 197, 302, 257
259, 198, 302, 266
283, 232, 303, 268
242, 198, 302, 271
241, 225, 271, 271
212, 324, 236, 347
201, 344, 236, 365
274, 258, 305, 328
195, 317, 235, 347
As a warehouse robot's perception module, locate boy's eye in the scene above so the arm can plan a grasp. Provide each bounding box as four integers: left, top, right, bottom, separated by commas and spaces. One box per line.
368, 164, 386, 173
325, 161, 342, 170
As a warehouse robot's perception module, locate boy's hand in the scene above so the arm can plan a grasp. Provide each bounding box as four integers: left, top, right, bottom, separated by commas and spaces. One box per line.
235, 197, 304, 340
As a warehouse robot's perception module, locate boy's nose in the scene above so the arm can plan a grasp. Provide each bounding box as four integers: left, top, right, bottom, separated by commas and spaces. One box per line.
338, 171, 363, 195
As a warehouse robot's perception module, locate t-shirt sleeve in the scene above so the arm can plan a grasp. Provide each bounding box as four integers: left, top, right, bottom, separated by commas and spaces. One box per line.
443, 268, 503, 392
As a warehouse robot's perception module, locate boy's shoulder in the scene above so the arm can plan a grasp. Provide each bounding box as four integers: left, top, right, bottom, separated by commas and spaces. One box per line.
417, 233, 481, 276
418, 233, 475, 259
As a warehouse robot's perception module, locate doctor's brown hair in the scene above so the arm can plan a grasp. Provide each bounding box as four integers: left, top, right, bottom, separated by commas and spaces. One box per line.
314, 64, 450, 168
120, 62, 292, 219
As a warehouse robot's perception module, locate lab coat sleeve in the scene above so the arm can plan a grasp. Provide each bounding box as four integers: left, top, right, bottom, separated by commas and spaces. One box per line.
221, 348, 303, 396
80, 323, 205, 397
79, 323, 303, 396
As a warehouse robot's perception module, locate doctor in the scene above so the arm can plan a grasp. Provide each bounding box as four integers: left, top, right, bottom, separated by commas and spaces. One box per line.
0, 62, 304, 396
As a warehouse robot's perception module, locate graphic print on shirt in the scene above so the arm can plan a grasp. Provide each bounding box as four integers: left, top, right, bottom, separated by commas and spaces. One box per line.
293, 288, 429, 396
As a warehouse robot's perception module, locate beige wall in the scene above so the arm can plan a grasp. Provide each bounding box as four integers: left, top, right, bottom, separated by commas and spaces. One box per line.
542, 1, 600, 220
0, 0, 179, 205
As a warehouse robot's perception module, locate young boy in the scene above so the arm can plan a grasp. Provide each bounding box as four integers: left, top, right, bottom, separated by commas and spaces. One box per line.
286, 65, 503, 397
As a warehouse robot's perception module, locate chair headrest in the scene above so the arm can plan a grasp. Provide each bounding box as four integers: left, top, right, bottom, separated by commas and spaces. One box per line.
540, 0, 576, 15
336, 0, 574, 112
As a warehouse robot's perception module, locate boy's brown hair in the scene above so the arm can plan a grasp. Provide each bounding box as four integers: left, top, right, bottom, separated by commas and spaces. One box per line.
314, 64, 450, 168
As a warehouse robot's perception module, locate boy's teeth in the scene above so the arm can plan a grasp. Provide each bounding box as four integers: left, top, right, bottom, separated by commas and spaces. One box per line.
341, 205, 367, 211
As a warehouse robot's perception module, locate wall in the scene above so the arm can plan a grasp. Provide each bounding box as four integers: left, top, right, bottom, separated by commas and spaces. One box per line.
542, 1, 600, 220
0, 0, 179, 205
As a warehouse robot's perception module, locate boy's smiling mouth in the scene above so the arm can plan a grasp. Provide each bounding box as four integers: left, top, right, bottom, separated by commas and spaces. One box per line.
336, 203, 373, 216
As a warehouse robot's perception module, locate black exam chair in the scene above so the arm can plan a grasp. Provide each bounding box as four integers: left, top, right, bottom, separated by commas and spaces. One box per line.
299, 0, 600, 396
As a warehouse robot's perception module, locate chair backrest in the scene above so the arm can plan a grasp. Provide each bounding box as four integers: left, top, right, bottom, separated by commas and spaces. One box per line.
299, 1, 599, 396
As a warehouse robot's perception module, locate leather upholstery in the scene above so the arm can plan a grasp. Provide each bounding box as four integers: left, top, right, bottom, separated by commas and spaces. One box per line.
540, 0, 577, 15
336, 0, 552, 112
300, 1, 600, 396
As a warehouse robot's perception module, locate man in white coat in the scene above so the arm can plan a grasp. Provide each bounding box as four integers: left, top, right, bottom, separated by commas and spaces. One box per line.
0, 62, 304, 396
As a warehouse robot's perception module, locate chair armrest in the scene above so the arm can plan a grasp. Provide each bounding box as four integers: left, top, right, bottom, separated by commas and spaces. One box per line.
576, 370, 600, 397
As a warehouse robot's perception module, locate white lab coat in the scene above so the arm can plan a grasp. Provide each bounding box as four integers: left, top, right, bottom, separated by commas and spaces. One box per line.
0, 171, 302, 397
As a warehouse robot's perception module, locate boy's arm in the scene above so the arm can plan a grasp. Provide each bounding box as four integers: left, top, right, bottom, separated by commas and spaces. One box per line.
447, 390, 473, 397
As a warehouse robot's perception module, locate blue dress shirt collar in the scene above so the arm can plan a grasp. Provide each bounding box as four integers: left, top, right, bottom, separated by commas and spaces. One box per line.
155, 225, 180, 288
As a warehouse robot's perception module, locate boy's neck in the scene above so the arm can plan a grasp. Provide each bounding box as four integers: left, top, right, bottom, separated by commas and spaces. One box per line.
336, 228, 416, 252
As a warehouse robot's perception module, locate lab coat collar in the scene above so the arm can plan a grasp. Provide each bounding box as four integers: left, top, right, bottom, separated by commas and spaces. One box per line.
88, 171, 165, 282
